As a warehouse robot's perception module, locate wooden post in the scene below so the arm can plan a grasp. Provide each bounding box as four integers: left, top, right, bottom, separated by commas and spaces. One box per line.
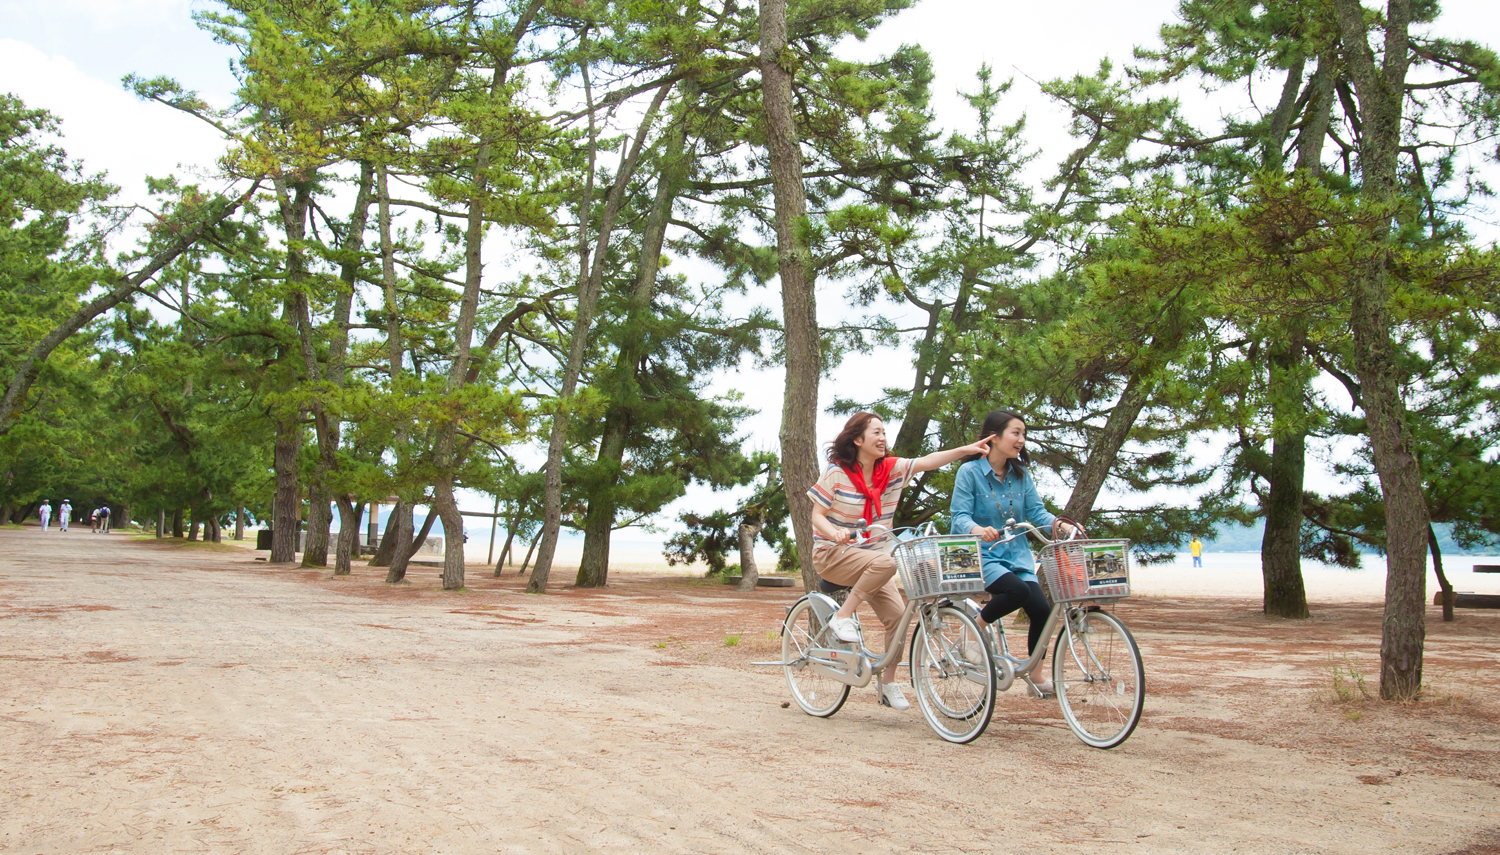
367, 501, 379, 553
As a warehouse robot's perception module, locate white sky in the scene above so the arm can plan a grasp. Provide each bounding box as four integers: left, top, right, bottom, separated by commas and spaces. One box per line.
3, 0, 1497, 546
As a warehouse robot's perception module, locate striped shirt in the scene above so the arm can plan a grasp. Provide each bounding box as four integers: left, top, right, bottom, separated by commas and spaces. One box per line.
807, 458, 915, 549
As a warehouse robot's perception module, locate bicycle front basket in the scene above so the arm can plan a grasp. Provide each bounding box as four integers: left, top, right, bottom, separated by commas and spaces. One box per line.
891, 534, 987, 600
1035, 538, 1131, 604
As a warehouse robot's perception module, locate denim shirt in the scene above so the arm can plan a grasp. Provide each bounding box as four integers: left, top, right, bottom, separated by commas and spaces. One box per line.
949, 458, 1056, 585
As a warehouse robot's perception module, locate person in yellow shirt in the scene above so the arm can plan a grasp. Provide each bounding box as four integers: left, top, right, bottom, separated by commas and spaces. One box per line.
1190, 536, 1203, 567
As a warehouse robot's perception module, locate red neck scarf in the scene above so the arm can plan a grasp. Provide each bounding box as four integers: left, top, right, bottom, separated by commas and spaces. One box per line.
841, 457, 897, 529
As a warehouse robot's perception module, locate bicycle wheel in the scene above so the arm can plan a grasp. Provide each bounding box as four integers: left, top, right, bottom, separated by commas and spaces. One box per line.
909, 604, 996, 744
782, 597, 850, 717
1052, 608, 1144, 749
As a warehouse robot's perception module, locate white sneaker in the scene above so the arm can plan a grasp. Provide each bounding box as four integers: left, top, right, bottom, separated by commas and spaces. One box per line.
1027, 676, 1055, 698
878, 682, 910, 710
827, 615, 860, 643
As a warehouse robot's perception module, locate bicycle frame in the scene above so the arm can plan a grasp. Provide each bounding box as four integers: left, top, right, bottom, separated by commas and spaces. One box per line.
759, 590, 983, 689
767, 592, 914, 688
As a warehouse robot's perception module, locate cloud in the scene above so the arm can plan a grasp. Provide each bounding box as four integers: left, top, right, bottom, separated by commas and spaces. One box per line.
0, 38, 229, 209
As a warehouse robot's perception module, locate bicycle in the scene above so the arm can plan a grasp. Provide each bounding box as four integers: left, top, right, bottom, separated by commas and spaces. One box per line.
975, 519, 1145, 749
757, 523, 998, 744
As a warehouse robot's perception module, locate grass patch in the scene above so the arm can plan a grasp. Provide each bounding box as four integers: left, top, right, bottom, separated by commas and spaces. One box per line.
1327, 654, 1373, 703
723, 632, 743, 647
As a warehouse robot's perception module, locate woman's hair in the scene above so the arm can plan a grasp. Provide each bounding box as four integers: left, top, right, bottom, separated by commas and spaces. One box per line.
964, 409, 1030, 478
826, 411, 887, 468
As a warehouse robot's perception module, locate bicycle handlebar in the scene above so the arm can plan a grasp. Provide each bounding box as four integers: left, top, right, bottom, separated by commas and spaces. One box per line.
995, 517, 1085, 547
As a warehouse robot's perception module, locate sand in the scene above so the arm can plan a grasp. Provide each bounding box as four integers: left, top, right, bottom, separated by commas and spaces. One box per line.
2, 527, 1497, 854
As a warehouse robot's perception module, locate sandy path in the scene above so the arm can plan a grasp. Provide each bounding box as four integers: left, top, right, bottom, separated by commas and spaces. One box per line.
1, 528, 1497, 854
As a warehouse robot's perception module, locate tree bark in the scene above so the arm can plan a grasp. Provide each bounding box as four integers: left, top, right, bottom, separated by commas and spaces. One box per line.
577, 86, 696, 586
529, 76, 672, 593
761, 0, 822, 594
303, 485, 331, 567
1333, 0, 1429, 700
270, 413, 301, 562
369, 499, 402, 566
172, 508, 183, 538
576, 425, 627, 587
737, 513, 764, 592
1261, 326, 1311, 619
519, 532, 540, 576
384, 501, 416, 584
333, 496, 359, 576
1062, 371, 1152, 524
575, 84, 694, 590
157, 508, 165, 539
494, 523, 517, 577
1428, 523, 1454, 623
234, 505, 245, 541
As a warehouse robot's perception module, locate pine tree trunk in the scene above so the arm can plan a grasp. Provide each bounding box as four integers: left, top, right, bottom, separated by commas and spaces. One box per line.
577, 423, 630, 588
157, 509, 165, 538
530, 78, 671, 593
433, 482, 467, 591
1261, 329, 1311, 619
519, 533, 540, 576
495, 525, 517, 577
369, 500, 401, 566
235, 505, 245, 541
271, 415, 301, 562
1333, 0, 1428, 701
1428, 523, 1454, 622
303, 484, 331, 567
737, 514, 764, 592
575, 94, 692, 590
333, 496, 359, 576
385, 502, 417, 584
1062, 371, 1151, 524
1261, 427, 1310, 618
576, 503, 614, 588
761, 0, 821, 594
172, 508, 184, 538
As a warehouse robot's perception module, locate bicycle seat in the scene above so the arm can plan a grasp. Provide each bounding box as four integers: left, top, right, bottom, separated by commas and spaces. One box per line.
817, 578, 852, 596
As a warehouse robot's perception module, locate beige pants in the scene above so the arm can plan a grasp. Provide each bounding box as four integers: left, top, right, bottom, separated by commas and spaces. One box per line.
813, 545, 905, 681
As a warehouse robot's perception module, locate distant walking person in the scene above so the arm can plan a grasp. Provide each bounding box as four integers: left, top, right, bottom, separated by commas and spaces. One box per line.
39, 501, 52, 532
99, 506, 111, 533
59, 500, 72, 532
1190, 536, 1204, 568
90, 507, 100, 533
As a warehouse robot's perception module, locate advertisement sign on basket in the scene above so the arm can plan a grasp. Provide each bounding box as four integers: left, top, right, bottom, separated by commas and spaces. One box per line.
938, 539, 983, 586
1082, 542, 1128, 588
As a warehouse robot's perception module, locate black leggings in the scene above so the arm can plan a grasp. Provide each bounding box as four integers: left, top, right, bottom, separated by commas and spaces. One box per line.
978, 573, 1051, 662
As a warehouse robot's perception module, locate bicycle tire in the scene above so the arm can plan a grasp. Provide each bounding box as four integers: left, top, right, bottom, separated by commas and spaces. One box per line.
782, 597, 850, 717
909, 604, 996, 744
1052, 608, 1144, 749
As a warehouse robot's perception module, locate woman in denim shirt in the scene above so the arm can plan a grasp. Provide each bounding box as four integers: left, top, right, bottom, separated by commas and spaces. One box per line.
950, 409, 1073, 694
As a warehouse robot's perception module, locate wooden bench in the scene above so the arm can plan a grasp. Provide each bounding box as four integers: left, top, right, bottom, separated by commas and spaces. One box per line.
1433, 591, 1500, 608
1473, 565, 1500, 573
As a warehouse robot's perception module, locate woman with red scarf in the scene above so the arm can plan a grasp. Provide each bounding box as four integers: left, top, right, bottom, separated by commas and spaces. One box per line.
807, 412, 992, 711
